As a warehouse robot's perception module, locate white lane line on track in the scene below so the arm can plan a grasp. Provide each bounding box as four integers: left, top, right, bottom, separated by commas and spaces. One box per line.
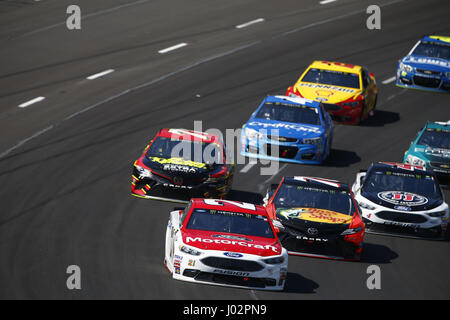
382, 76, 396, 84
240, 159, 257, 173
0, 42, 261, 160
21, 0, 151, 38
283, 0, 405, 36
385, 88, 407, 102
320, 0, 337, 4
260, 164, 288, 185
257, 163, 288, 193
249, 289, 259, 300
65, 41, 260, 121
0, 125, 53, 159
18, 96, 45, 108
235, 18, 265, 29
87, 69, 115, 80
158, 43, 188, 54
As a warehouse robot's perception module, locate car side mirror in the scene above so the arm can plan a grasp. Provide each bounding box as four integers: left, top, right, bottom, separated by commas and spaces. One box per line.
266, 184, 279, 202
170, 210, 183, 229
360, 176, 365, 186
271, 219, 285, 233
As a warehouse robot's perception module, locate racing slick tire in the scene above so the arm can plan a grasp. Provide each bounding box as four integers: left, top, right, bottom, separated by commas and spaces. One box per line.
358, 102, 367, 125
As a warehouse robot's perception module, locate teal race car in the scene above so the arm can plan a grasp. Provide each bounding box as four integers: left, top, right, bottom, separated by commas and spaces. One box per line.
404, 121, 450, 185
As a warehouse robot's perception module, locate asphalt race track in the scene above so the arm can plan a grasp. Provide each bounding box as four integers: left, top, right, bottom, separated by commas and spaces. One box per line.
0, 0, 450, 300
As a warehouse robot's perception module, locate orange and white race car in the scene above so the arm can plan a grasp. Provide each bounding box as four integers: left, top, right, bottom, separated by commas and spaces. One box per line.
286, 61, 378, 125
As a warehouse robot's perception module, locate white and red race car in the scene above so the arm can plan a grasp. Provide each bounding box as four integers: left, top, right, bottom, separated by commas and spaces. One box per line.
164, 198, 288, 291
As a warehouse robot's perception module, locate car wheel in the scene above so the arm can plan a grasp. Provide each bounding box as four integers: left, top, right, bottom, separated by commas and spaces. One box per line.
359, 103, 366, 124
370, 95, 378, 117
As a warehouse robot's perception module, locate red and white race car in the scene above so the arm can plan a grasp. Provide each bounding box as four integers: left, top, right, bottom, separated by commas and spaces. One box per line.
164, 199, 288, 291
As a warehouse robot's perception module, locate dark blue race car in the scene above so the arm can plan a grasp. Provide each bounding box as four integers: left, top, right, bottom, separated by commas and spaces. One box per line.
240, 95, 334, 164
396, 35, 450, 93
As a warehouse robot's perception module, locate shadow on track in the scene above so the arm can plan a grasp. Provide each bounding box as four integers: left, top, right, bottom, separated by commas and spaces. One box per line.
323, 149, 361, 168
283, 272, 319, 294
362, 110, 400, 127
360, 242, 399, 264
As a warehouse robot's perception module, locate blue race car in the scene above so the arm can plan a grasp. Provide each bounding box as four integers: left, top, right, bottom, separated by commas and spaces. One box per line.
240, 95, 334, 164
404, 121, 450, 185
396, 35, 450, 93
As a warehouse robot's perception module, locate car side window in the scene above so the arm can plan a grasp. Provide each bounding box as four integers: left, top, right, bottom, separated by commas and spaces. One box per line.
180, 201, 192, 226
362, 69, 370, 88
320, 103, 330, 126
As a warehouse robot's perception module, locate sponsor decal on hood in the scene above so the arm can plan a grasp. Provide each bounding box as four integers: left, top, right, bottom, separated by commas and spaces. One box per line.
183, 231, 281, 256
147, 157, 207, 169
295, 82, 360, 104
162, 163, 199, 173
377, 191, 428, 207
404, 56, 450, 68
278, 207, 353, 224
211, 234, 253, 242
247, 121, 321, 134
362, 189, 443, 212
296, 82, 356, 93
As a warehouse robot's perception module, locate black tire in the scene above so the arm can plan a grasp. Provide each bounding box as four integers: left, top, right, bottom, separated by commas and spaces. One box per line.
358, 102, 366, 124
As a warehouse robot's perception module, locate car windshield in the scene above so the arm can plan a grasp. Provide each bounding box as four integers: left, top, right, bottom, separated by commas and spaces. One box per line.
146, 136, 222, 164
362, 170, 440, 199
412, 41, 450, 59
301, 68, 361, 89
273, 183, 355, 216
418, 129, 450, 149
254, 102, 321, 125
186, 209, 275, 238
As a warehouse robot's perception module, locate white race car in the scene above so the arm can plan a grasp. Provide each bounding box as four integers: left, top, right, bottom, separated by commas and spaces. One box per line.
164, 198, 288, 290
352, 162, 449, 239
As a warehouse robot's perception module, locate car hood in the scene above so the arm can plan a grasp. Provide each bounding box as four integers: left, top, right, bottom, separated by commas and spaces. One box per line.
402, 55, 450, 71
182, 230, 282, 257
294, 81, 360, 103
361, 189, 443, 211
245, 119, 323, 140
142, 156, 212, 180
275, 207, 352, 236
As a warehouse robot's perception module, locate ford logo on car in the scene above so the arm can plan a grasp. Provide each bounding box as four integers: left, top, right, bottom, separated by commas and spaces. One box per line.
224, 252, 243, 258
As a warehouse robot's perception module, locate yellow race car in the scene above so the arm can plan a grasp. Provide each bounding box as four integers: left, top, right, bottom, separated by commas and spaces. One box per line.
286, 61, 378, 125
